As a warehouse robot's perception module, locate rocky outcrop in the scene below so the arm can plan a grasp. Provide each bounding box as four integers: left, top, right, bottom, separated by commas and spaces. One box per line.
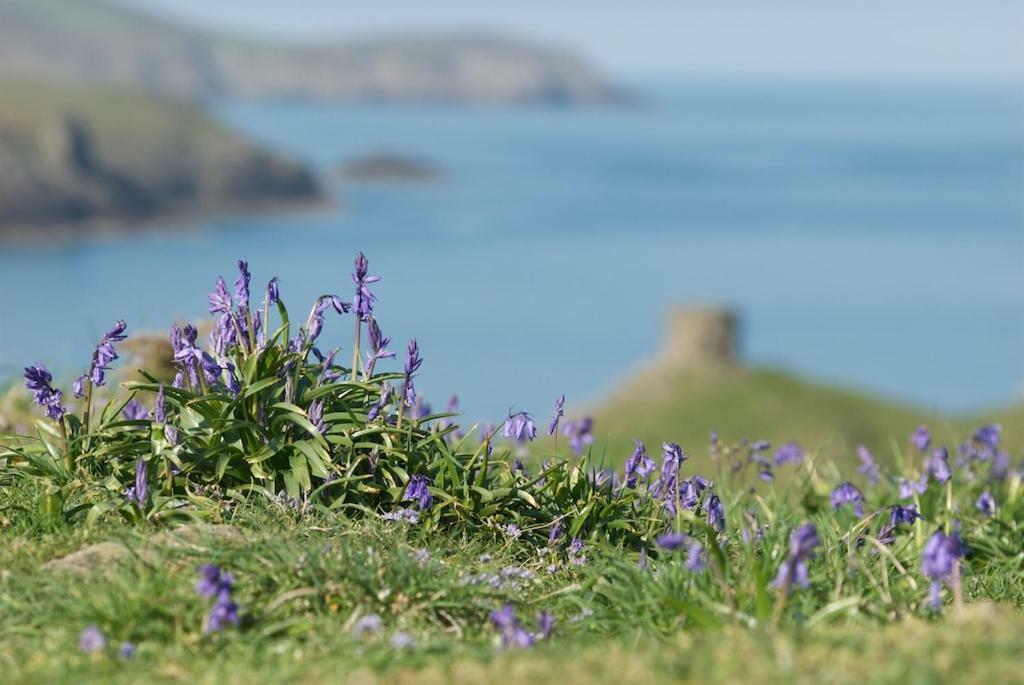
339, 154, 441, 182
0, 0, 626, 105
0, 84, 320, 234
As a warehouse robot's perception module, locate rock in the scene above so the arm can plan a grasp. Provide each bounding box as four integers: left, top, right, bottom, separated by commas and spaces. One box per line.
339, 154, 441, 182
41, 524, 244, 575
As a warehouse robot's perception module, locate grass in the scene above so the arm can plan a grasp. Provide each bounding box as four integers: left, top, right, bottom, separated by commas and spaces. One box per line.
588, 365, 1024, 473
2, 487, 1023, 685
2, 257, 1022, 684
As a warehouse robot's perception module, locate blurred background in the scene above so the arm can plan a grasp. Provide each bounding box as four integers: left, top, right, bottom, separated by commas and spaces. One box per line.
0, 0, 1022, 453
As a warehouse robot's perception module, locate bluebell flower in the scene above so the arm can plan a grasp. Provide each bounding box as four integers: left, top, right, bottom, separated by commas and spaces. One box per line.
560, 417, 595, 454
266, 277, 280, 307
656, 531, 688, 551
624, 439, 656, 488
912, 425, 931, 452
976, 491, 995, 517
234, 259, 251, 310
921, 529, 964, 609
118, 642, 136, 659
772, 522, 819, 591
78, 625, 106, 653
351, 252, 380, 321
925, 447, 951, 484
489, 605, 534, 649
404, 475, 433, 510
503, 411, 537, 442
390, 632, 415, 649
208, 277, 233, 315
774, 442, 804, 466
706, 493, 726, 531
898, 475, 928, 499
401, 339, 422, 407
568, 537, 587, 565
651, 442, 685, 499
857, 445, 880, 485
889, 504, 923, 526
548, 394, 565, 436
352, 614, 383, 638
830, 482, 865, 517
548, 521, 564, 545
23, 363, 66, 420
686, 539, 707, 573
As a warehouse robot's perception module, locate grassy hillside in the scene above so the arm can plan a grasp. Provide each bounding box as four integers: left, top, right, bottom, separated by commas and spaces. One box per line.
576, 366, 1023, 473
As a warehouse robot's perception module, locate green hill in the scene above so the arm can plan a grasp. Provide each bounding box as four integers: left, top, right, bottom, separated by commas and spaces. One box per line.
575, 366, 1022, 475
0, 78, 319, 233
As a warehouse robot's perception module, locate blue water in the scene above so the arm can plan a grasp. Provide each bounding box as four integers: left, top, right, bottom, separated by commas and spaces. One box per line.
1, 82, 1022, 419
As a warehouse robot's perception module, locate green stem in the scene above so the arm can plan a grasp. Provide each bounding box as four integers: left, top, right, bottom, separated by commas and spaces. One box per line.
352, 318, 362, 382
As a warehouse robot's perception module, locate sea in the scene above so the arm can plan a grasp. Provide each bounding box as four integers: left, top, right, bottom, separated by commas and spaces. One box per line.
1, 80, 1022, 421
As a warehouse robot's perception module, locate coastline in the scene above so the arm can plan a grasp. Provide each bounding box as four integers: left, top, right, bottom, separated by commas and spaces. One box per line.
0, 193, 334, 249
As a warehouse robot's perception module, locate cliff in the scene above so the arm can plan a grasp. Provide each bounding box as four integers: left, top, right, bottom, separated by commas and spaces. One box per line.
0, 79, 319, 235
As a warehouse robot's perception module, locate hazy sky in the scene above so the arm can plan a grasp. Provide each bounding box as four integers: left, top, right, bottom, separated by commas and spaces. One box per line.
117, 0, 1023, 81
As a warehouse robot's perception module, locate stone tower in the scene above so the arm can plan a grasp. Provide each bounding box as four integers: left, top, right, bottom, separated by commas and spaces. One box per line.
658, 305, 739, 371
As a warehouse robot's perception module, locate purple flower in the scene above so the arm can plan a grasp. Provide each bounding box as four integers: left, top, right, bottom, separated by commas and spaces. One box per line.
973, 424, 1002, 452
976, 491, 995, 517
912, 425, 931, 452
548, 521, 564, 545
560, 417, 595, 454
772, 522, 820, 592
535, 611, 555, 640
898, 474, 929, 499
119, 642, 136, 659
401, 339, 422, 407
352, 614, 383, 638
568, 537, 587, 565
23, 363, 66, 420
266, 277, 280, 306
889, 504, 923, 526
651, 442, 685, 499
774, 442, 804, 466
351, 251, 380, 321
686, 540, 707, 573
390, 632, 415, 649
624, 439, 656, 488
706, 493, 726, 531
124, 456, 148, 509
404, 475, 433, 510
195, 564, 234, 599
235, 259, 251, 309
78, 625, 106, 653
925, 447, 951, 484
381, 508, 420, 524
921, 530, 964, 609
489, 605, 534, 649
504, 523, 521, 539
503, 412, 537, 442
364, 318, 395, 376
305, 295, 350, 342
367, 382, 391, 421
208, 277, 233, 315
857, 445, 880, 485
548, 394, 565, 436
679, 475, 710, 511
656, 531, 688, 551
830, 482, 865, 517
307, 399, 325, 432
86, 320, 128, 389
122, 398, 148, 421
205, 589, 239, 634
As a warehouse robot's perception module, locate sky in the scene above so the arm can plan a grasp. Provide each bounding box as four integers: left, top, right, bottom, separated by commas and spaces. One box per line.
115, 0, 1024, 81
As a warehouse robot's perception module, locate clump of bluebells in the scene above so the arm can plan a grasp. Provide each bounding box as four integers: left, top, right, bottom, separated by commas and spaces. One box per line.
2, 256, 1021, 632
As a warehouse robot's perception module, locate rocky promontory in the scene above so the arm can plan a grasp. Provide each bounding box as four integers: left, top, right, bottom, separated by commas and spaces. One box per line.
0, 80, 320, 237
